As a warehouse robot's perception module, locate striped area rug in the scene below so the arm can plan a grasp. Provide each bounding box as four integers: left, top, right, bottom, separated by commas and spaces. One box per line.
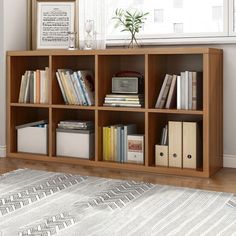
0, 169, 235, 236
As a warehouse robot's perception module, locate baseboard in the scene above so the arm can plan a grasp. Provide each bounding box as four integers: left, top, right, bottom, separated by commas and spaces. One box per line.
223, 154, 236, 168
0, 145, 6, 157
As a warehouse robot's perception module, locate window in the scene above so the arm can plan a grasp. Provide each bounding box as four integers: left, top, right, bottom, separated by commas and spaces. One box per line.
79, 0, 236, 45
105, 0, 226, 39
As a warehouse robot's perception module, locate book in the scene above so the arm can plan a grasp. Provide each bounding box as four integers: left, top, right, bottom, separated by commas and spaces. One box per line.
103, 103, 142, 107
106, 94, 144, 98
56, 72, 68, 104
123, 124, 137, 162
180, 72, 185, 109
18, 74, 27, 103
78, 70, 95, 106
127, 134, 144, 164
184, 71, 189, 110
177, 75, 181, 109
165, 74, 177, 109
155, 74, 173, 108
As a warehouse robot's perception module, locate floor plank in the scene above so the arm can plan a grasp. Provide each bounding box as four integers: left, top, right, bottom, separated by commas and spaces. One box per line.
1, 157, 236, 194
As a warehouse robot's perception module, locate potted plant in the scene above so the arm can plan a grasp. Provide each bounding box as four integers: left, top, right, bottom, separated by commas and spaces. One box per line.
112, 8, 149, 48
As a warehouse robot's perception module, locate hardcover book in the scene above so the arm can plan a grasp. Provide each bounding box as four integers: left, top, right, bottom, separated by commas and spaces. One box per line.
127, 134, 144, 164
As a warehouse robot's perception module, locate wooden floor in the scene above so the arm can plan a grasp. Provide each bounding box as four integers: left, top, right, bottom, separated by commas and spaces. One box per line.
1, 157, 236, 194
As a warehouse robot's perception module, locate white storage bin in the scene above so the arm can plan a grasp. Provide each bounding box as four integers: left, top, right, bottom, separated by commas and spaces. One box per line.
16, 120, 48, 155
56, 129, 94, 159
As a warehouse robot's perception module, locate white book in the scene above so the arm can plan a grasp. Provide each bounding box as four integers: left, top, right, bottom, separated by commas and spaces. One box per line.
127, 134, 144, 164
123, 124, 137, 163
184, 71, 189, 110
180, 72, 185, 109
188, 71, 193, 109
56, 72, 68, 104
40, 70, 46, 104
177, 75, 181, 109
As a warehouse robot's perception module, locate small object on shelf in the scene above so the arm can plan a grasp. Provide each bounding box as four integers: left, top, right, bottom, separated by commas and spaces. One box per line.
112, 77, 143, 94
127, 134, 144, 164
68, 31, 78, 50
56, 128, 94, 159
84, 20, 95, 50
16, 120, 48, 155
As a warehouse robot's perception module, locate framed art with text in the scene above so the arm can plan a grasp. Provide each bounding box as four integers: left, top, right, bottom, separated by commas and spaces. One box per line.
30, 0, 79, 50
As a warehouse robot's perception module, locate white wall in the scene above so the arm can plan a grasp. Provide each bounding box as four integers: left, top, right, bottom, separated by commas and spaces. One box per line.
0, 0, 28, 157
220, 44, 236, 168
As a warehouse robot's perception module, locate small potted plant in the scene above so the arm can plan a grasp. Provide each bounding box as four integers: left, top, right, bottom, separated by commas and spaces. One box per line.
112, 8, 149, 48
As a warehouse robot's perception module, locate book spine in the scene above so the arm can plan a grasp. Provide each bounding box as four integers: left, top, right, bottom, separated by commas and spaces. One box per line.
159, 75, 172, 108
56, 72, 68, 104
76, 71, 88, 105
192, 71, 197, 110
177, 75, 181, 109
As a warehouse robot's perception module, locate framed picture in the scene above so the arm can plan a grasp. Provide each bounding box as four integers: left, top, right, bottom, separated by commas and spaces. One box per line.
29, 0, 79, 50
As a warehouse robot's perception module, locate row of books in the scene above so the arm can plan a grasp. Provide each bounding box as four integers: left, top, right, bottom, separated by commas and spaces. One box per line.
56, 69, 95, 106
155, 71, 202, 110
57, 120, 94, 130
18, 68, 49, 104
103, 124, 144, 164
103, 94, 144, 107
155, 121, 202, 169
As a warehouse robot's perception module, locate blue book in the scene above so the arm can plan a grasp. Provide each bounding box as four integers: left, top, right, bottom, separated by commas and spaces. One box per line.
75, 71, 88, 105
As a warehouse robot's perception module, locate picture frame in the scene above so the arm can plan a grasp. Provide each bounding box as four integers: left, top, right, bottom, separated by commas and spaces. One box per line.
29, 0, 79, 50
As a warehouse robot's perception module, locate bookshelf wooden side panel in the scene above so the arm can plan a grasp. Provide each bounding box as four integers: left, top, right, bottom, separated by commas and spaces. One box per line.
208, 52, 223, 176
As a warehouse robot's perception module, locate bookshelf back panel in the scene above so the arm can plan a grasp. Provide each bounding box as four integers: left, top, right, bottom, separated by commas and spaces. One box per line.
9, 107, 49, 153
51, 56, 95, 105
97, 110, 145, 161
10, 56, 49, 103
97, 55, 145, 106
51, 108, 95, 157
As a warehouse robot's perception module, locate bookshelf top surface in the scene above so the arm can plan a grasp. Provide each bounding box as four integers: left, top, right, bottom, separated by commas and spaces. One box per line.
7, 47, 222, 56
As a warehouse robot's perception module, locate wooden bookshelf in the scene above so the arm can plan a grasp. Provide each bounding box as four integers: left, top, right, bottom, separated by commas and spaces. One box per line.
7, 47, 223, 178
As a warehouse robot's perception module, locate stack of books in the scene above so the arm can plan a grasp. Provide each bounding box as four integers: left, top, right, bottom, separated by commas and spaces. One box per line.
103, 123, 144, 164
18, 68, 49, 104
155, 71, 202, 110
57, 120, 94, 130
56, 69, 95, 106
103, 94, 144, 107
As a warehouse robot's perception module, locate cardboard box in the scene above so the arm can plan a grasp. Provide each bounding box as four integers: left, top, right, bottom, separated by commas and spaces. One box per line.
56, 128, 94, 159
16, 120, 48, 155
